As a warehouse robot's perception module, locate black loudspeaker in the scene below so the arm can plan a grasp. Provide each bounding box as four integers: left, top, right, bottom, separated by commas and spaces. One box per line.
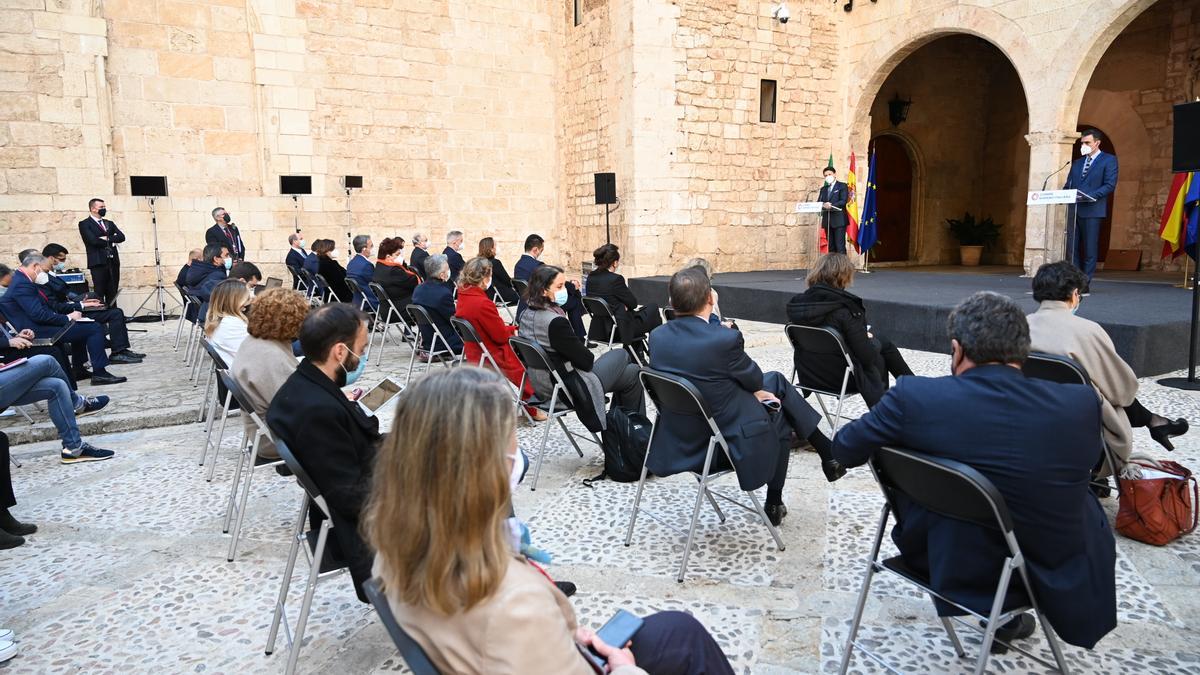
1174, 102, 1200, 173
280, 175, 313, 195
594, 172, 616, 205
130, 175, 168, 197
343, 175, 363, 189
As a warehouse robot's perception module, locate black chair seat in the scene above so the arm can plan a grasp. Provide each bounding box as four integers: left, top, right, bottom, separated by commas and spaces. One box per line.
880, 554, 1033, 614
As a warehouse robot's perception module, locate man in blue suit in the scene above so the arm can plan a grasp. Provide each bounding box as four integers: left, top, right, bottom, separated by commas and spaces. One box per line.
285, 232, 307, 289
1064, 129, 1118, 284
819, 166, 849, 254
514, 233, 589, 341
411, 254, 463, 357
649, 267, 844, 526
442, 230, 466, 284
833, 291, 1116, 650
346, 234, 378, 310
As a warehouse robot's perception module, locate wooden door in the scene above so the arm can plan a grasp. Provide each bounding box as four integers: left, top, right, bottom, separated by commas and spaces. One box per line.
867, 135, 913, 262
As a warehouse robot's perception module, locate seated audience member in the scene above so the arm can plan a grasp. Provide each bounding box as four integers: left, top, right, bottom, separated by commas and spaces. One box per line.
412, 255, 464, 357
0, 253, 128, 385
651, 268, 843, 526
680, 258, 736, 328
1027, 261, 1188, 457
267, 303, 378, 602
442, 230, 466, 283
204, 279, 252, 367
786, 253, 913, 407
302, 241, 321, 275
229, 261, 262, 289
0, 349, 113, 470
41, 244, 145, 364
314, 239, 353, 302
285, 232, 307, 288
410, 233, 431, 276
585, 243, 662, 358
346, 234, 379, 310
366, 367, 736, 675
175, 249, 202, 288
478, 237, 518, 304
455, 257, 545, 421
0, 264, 11, 297
833, 291, 1117, 650
186, 243, 231, 304
2, 321, 76, 391
514, 233, 588, 339
518, 265, 644, 431
1, 430, 38, 550
373, 237, 420, 313
231, 288, 308, 460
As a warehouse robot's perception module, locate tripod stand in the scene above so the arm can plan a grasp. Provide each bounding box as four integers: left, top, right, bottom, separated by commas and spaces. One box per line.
133, 196, 182, 321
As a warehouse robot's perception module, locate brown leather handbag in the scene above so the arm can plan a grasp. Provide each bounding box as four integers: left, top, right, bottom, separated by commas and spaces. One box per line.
1115, 459, 1199, 546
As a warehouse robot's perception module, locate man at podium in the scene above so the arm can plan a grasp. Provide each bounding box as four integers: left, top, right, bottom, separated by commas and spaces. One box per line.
1064, 129, 1118, 284
819, 166, 849, 254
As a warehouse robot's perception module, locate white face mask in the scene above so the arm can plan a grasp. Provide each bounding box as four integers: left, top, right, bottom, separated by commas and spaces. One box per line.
825, 175, 835, 185
34, 271, 49, 285
297, 239, 306, 249
1080, 144, 1093, 156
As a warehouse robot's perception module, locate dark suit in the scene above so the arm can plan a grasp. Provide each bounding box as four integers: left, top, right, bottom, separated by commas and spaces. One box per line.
818, 180, 849, 254
411, 279, 463, 354
345, 254, 378, 310
514, 253, 587, 338
1063, 151, 1118, 279
0, 270, 111, 371
77, 215, 125, 305
832, 366, 1116, 648
44, 275, 131, 354
285, 248, 307, 289
488, 257, 519, 304
184, 260, 227, 323
585, 268, 661, 348
786, 283, 887, 406
316, 256, 351, 303
302, 252, 319, 275
513, 253, 540, 282
410, 246, 430, 278
267, 360, 381, 603
442, 246, 465, 283
648, 316, 819, 492
205, 223, 245, 260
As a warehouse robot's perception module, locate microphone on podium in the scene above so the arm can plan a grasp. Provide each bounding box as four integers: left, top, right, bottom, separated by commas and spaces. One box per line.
1042, 159, 1072, 191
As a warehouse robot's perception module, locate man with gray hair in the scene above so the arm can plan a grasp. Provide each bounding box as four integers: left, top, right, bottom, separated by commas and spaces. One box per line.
442, 230, 465, 283
412, 253, 463, 358
205, 205, 245, 261
346, 234, 378, 310
833, 291, 1116, 651
410, 232, 431, 276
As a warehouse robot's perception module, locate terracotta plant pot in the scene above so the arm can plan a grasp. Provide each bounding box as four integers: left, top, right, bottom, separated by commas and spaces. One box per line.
960, 245, 984, 266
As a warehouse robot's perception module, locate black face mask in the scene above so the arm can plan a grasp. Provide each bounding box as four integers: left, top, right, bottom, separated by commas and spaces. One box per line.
223, 214, 232, 224
97, 207, 107, 217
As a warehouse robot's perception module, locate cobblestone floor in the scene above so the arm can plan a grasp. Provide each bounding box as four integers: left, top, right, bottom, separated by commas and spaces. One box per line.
3, 319, 1200, 673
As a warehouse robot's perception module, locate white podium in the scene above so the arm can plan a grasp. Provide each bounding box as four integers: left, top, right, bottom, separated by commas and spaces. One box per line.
1027, 189, 1095, 266
795, 202, 843, 252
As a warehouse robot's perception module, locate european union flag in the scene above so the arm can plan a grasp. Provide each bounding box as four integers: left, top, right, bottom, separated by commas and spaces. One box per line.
858, 151, 878, 252
1186, 172, 1200, 262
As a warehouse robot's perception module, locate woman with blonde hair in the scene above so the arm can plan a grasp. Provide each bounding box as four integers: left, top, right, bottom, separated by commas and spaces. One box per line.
203, 278, 252, 366
366, 367, 734, 675
230, 288, 310, 459
785, 252, 912, 407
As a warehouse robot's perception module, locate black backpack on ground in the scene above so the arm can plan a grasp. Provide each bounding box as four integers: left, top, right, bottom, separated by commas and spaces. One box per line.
586, 406, 652, 484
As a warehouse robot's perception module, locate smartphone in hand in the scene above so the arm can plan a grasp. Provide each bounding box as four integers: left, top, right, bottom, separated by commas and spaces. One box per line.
583, 609, 644, 670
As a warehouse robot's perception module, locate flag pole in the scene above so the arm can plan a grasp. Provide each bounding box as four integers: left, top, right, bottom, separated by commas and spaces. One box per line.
1160, 256, 1200, 390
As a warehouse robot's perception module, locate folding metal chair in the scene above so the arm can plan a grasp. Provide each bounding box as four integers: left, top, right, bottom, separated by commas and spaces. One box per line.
286, 265, 305, 292
198, 340, 235, 482
1023, 352, 1121, 489
173, 282, 194, 350
366, 281, 416, 365
511, 278, 529, 300
663, 307, 677, 322
491, 285, 516, 322
404, 305, 458, 385
785, 324, 859, 434
264, 437, 350, 675
508, 336, 601, 490
581, 296, 647, 366
624, 368, 786, 582
344, 277, 373, 313
363, 578, 443, 675
450, 317, 533, 423
313, 273, 343, 303
218, 370, 285, 562
182, 290, 205, 368
839, 446, 1072, 675
296, 268, 318, 301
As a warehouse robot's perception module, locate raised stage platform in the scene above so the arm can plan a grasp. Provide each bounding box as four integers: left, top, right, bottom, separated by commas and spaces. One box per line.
629, 267, 1194, 377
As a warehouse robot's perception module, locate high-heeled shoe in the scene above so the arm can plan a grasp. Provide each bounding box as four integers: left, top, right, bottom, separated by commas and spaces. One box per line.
1150, 418, 1189, 451
823, 459, 847, 482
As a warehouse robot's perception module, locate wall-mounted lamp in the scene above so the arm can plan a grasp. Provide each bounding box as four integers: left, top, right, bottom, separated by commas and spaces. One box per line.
888, 93, 913, 126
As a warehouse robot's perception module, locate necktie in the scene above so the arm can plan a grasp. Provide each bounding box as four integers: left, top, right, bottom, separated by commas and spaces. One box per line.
96, 218, 106, 233
1082, 155, 1094, 178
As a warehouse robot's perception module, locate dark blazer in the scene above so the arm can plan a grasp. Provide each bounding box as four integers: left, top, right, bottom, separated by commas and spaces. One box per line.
832, 366, 1116, 649
786, 284, 883, 405
648, 316, 800, 491
513, 253, 539, 281
488, 257, 519, 304
44, 275, 83, 305
412, 279, 463, 353
184, 261, 227, 302
818, 181, 849, 230
205, 223, 245, 260
316, 256, 352, 303
174, 264, 191, 289
77, 216, 125, 268
267, 360, 381, 603
585, 268, 640, 343
302, 252, 319, 275
285, 247, 307, 271
373, 261, 420, 312
1064, 151, 1118, 219
345, 254, 378, 309
0, 271, 75, 331
443, 246, 465, 283
410, 246, 431, 277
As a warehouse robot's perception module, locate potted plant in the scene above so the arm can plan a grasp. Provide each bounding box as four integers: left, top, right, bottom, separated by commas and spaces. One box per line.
946, 212, 1002, 266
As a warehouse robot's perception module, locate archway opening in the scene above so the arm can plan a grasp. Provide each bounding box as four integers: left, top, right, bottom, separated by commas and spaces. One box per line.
866, 35, 1029, 265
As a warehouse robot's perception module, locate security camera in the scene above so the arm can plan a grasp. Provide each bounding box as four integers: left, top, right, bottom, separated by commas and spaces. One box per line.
773, 3, 790, 24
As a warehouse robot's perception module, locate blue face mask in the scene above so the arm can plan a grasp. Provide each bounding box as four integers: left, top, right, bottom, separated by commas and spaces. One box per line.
223, 258, 233, 270
341, 345, 366, 386
53, 262, 66, 272
553, 288, 569, 306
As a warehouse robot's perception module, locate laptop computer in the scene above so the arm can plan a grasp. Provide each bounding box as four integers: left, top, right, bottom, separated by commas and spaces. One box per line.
265, 277, 283, 288
30, 320, 76, 347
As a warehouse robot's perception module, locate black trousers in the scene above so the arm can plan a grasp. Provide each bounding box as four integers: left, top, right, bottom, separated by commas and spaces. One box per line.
88, 308, 131, 353
1, 431, 14, 508
826, 224, 847, 253
628, 610, 735, 675
90, 261, 120, 306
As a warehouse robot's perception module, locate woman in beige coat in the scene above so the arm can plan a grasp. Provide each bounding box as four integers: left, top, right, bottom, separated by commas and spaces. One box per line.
1027, 262, 1187, 464
365, 368, 735, 675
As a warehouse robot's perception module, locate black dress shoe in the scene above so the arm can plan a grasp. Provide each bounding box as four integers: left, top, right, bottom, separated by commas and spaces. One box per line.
0, 530, 25, 550
109, 352, 143, 364
120, 350, 146, 359
553, 581, 577, 597
90, 372, 127, 385
764, 504, 787, 527
823, 459, 847, 482
1150, 418, 1189, 452
0, 515, 37, 537
73, 368, 93, 380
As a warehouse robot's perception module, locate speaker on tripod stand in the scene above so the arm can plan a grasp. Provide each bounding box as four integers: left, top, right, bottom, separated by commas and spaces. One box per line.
130, 175, 181, 322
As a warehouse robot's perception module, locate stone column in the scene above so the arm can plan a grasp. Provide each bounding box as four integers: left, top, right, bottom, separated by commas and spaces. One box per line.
1022, 129, 1077, 275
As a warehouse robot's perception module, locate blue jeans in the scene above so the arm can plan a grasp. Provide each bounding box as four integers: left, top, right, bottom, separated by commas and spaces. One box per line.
0, 354, 82, 450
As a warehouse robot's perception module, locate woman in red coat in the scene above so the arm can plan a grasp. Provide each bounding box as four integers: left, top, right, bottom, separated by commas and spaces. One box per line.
456, 257, 547, 421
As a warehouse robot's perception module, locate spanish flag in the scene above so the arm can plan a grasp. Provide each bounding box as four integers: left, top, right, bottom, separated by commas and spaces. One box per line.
846, 152, 860, 253
1161, 172, 1196, 260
